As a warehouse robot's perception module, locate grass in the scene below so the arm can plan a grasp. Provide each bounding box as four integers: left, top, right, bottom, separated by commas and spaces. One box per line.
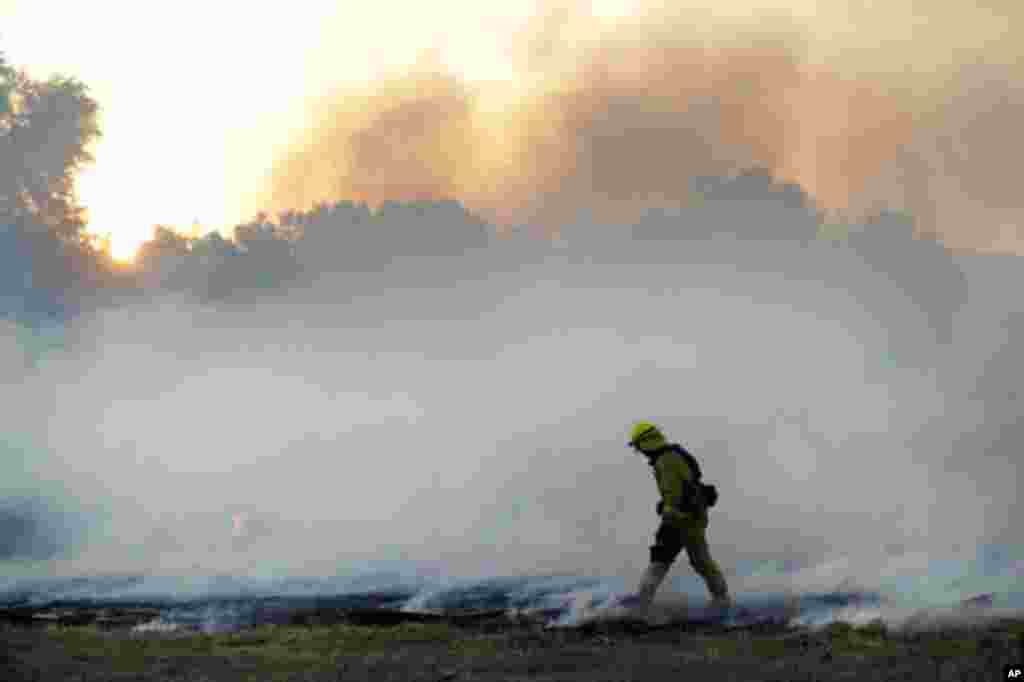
34, 616, 1024, 679
700, 636, 740, 659
698, 635, 795, 659
1003, 620, 1024, 639
749, 637, 788, 658
818, 618, 1014, 660
696, 619, 896, 661
819, 621, 899, 658
922, 637, 978, 659
41, 621, 490, 676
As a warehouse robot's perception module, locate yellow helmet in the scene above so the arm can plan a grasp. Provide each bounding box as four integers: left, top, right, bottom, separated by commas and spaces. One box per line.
629, 420, 666, 451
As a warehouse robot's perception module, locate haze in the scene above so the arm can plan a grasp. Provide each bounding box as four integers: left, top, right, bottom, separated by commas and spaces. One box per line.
2, 194, 1022, 607
0, 0, 1021, 611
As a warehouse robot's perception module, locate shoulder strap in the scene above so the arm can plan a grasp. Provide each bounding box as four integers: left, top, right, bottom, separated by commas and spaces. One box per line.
670, 444, 702, 481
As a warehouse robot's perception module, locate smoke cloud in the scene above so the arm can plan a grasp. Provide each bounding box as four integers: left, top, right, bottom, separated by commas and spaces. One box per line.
0, 1, 1022, 614
2, 199, 1021, 610
258, 1, 1024, 253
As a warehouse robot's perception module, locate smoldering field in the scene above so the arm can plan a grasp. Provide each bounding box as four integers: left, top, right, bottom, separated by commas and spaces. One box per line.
1, 0, 1023, 628
2, 211, 1022, 626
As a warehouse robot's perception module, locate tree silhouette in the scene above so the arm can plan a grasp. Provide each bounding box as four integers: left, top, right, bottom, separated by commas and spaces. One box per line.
0, 50, 108, 323
0, 51, 101, 242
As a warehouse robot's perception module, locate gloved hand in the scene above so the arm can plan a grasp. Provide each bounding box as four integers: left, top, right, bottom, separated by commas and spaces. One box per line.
656, 501, 664, 516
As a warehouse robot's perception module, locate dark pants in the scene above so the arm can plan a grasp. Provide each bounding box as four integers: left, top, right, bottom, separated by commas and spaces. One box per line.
650, 517, 729, 599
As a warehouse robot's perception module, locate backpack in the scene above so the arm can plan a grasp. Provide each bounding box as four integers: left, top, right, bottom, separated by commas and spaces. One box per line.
669, 444, 718, 510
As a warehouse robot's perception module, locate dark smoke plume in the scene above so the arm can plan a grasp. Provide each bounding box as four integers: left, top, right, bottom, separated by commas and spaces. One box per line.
258, 2, 1024, 253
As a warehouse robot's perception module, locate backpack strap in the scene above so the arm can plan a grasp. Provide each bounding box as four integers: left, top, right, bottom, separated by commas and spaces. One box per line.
670, 444, 702, 482
667, 443, 717, 511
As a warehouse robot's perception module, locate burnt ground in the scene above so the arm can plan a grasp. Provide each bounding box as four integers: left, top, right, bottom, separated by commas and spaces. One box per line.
1, 606, 1022, 681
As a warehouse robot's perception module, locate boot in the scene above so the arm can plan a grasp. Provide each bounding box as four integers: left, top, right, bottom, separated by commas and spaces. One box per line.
628, 562, 671, 618
704, 571, 732, 611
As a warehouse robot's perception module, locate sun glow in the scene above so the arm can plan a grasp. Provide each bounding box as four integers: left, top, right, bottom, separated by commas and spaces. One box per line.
108, 233, 147, 264
76, 165, 155, 263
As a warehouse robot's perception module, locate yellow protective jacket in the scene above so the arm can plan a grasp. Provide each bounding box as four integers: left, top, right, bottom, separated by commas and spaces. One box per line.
649, 447, 708, 528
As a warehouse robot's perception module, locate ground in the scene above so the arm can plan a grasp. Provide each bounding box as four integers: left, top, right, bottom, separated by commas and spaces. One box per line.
1, 607, 1022, 681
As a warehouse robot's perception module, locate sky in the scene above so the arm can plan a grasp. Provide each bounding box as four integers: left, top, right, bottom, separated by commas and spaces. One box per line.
0, 0, 1022, 258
